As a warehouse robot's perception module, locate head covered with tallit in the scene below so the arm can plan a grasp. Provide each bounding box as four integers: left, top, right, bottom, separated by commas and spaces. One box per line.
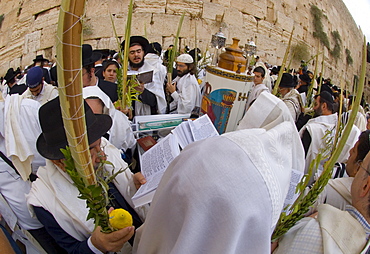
134, 92, 305, 253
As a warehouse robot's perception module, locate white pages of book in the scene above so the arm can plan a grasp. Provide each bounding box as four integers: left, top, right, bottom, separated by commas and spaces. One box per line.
131, 133, 180, 207
172, 114, 219, 149
282, 169, 304, 214
188, 114, 219, 142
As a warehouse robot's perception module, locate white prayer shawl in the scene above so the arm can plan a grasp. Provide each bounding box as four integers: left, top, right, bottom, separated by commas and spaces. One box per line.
238, 91, 305, 174
134, 116, 303, 253
244, 83, 270, 111
129, 61, 167, 115
299, 114, 360, 183
27, 138, 148, 252
83, 86, 136, 151
275, 204, 367, 254
309, 177, 353, 214
4, 95, 43, 180
21, 83, 58, 105
169, 73, 202, 114
300, 114, 337, 178
144, 53, 167, 86
281, 88, 303, 122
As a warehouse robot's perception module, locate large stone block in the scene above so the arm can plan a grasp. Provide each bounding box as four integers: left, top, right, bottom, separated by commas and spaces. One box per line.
18, 0, 61, 19
275, 11, 294, 32
134, 0, 166, 13
166, 0, 203, 16
23, 30, 42, 55
202, 2, 224, 21
231, 0, 266, 20
40, 25, 58, 50
33, 7, 59, 30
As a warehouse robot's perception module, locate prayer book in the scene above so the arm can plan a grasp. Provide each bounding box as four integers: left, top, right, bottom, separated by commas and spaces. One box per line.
127, 69, 153, 84
137, 136, 157, 151
172, 114, 219, 149
131, 114, 219, 207
132, 134, 180, 208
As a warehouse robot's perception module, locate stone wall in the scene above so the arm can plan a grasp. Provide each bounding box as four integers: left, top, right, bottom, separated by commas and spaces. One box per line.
0, 0, 368, 91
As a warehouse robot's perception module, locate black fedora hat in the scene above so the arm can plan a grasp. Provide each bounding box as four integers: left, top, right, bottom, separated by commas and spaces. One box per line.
299, 73, 311, 84
36, 97, 112, 160
33, 54, 49, 63
82, 44, 102, 67
121, 36, 149, 54
4, 67, 21, 84
278, 73, 295, 88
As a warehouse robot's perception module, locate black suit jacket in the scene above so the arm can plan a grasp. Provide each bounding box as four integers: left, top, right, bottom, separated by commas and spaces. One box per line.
9, 84, 27, 95
97, 79, 118, 103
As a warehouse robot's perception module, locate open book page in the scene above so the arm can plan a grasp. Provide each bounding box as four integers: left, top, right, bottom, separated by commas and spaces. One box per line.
127, 69, 154, 84
172, 121, 194, 149
282, 169, 304, 214
189, 114, 219, 142
132, 133, 180, 207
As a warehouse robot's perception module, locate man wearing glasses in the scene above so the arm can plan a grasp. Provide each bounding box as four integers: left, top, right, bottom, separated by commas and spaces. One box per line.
166, 54, 202, 115
273, 152, 370, 253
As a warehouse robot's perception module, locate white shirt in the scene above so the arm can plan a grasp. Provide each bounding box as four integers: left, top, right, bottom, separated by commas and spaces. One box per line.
169, 73, 202, 114
21, 83, 58, 105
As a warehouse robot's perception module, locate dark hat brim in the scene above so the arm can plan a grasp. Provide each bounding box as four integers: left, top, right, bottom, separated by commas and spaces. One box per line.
121, 36, 149, 54
33, 56, 49, 62
36, 112, 112, 160
83, 52, 102, 67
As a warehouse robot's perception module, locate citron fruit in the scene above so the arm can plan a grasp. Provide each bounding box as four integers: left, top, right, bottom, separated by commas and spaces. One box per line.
109, 208, 133, 229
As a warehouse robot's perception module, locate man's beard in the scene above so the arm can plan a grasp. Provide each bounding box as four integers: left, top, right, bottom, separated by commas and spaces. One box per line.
314, 106, 322, 117
177, 69, 190, 77
129, 59, 145, 69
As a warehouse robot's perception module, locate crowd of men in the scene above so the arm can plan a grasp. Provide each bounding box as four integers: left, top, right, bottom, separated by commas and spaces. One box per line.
0, 34, 370, 253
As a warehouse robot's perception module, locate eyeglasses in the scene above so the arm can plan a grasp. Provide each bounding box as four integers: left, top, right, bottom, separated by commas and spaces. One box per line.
357, 160, 370, 175
129, 49, 142, 55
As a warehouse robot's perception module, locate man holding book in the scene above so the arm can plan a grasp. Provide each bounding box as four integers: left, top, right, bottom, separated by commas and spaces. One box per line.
123, 36, 167, 116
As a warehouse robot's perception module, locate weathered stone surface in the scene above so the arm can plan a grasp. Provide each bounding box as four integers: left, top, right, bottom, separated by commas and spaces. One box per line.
134, 0, 166, 13
202, 2, 224, 21
166, 0, 203, 16
231, 0, 266, 20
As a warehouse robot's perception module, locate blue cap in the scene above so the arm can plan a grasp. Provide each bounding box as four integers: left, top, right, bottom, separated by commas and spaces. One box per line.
26, 67, 43, 88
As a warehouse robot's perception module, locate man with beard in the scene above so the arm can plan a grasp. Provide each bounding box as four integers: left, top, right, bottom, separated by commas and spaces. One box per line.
166, 54, 202, 115
299, 91, 339, 184
121, 36, 166, 116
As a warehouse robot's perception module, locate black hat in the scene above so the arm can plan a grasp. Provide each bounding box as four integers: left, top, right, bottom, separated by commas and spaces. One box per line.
299, 73, 311, 84
279, 73, 295, 88
318, 91, 334, 104
33, 54, 49, 63
121, 36, 149, 54
147, 42, 162, 55
36, 97, 112, 160
93, 49, 110, 59
82, 44, 102, 67
314, 84, 333, 95
4, 67, 21, 84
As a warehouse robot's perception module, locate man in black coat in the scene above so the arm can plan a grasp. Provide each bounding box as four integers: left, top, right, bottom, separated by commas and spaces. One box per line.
4, 67, 27, 95
82, 44, 118, 103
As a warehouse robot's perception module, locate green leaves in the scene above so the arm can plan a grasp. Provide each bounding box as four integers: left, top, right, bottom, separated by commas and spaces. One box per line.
61, 146, 129, 233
